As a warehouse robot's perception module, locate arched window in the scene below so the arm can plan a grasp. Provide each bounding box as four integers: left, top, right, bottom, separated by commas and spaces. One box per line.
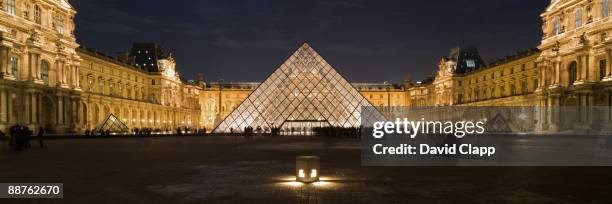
41, 60, 49, 85
569, 61, 578, 85
552, 18, 561, 35
575, 7, 583, 28
604, 0, 610, 18
34, 5, 41, 24
7, 0, 15, 15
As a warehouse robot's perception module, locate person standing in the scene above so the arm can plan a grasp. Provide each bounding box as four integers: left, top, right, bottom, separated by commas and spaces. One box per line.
37, 127, 45, 148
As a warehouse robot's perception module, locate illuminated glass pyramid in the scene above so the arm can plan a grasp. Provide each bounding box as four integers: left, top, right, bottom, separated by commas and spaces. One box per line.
94, 114, 129, 133
213, 43, 382, 133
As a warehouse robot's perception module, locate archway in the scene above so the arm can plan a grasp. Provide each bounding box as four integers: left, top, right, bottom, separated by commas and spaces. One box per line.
40, 96, 55, 131
93, 104, 100, 126
81, 102, 88, 126
563, 97, 578, 129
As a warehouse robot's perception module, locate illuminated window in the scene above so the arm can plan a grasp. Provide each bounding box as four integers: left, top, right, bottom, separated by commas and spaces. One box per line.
552, 18, 561, 35
10, 56, 18, 77
575, 7, 583, 28
41, 61, 50, 85
604, 0, 610, 18
7, 0, 15, 15
34, 5, 41, 24
466, 60, 475, 68
55, 15, 65, 34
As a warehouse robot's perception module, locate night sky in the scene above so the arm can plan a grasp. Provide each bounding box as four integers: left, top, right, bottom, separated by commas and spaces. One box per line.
71, 0, 548, 84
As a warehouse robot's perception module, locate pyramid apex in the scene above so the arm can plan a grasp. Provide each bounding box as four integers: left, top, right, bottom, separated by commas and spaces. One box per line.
300, 42, 311, 48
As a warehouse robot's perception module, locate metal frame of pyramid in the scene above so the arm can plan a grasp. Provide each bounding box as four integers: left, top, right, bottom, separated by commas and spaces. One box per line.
93, 113, 129, 133
213, 43, 384, 133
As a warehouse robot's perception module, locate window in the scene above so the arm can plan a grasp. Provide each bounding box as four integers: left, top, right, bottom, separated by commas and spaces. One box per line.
10, 56, 18, 77
34, 5, 41, 24
55, 15, 65, 34
7, 0, 15, 15
600, 59, 607, 81
575, 7, 583, 28
99, 80, 104, 94
553, 18, 561, 35
152, 79, 156, 85
604, 0, 610, 18
466, 60, 476, 68
41, 61, 49, 85
569, 61, 578, 85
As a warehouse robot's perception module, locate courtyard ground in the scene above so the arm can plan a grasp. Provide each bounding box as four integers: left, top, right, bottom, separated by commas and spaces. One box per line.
0, 136, 611, 203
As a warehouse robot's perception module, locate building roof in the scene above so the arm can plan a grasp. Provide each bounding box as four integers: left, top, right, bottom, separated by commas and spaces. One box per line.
448, 46, 487, 74
129, 43, 165, 72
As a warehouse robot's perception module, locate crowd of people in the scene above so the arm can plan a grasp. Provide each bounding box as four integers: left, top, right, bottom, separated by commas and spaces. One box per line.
2, 125, 45, 151
80, 127, 209, 137
240, 125, 362, 138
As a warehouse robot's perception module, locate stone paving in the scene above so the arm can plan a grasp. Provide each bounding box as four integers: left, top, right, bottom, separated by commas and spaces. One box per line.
0, 136, 611, 203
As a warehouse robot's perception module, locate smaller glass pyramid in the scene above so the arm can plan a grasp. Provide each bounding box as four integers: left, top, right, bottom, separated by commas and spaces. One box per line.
93, 113, 129, 133
213, 43, 384, 133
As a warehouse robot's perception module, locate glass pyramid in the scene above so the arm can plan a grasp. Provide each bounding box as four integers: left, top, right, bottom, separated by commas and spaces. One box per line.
213, 43, 383, 133
93, 113, 129, 133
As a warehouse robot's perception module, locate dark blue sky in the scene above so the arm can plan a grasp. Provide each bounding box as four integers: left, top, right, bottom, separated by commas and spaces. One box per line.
71, 0, 548, 84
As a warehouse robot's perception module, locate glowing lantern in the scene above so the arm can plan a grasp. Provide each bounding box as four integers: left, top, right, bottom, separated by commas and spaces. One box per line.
296, 156, 319, 183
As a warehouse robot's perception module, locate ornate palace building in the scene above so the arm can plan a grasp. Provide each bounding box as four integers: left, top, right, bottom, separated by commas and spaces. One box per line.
0, 0, 200, 134
1, 0, 611, 134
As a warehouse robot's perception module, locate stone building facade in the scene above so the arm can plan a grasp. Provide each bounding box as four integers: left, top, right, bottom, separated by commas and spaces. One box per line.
0, 0, 200, 134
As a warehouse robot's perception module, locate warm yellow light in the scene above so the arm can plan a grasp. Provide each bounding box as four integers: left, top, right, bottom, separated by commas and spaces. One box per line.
310, 169, 317, 178
298, 169, 305, 178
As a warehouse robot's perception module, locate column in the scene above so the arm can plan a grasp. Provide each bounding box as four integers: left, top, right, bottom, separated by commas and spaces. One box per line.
76, 66, 82, 87
71, 99, 76, 127
1, 47, 8, 76
31, 93, 38, 125
0, 47, 5, 76
27, 53, 33, 81
36, 93, 40, 124
61, 62, 66, 85
6, 91, 11, 123
0, 89, 6, 123
554, 61, 560, 85
608, 49, 612, 78
542, 65, 547, 87
35, 54, 40, 80
584, 55, 590, 81
57, 95, 64, 125
25, 92, 31, 124
56, 61, 60, 85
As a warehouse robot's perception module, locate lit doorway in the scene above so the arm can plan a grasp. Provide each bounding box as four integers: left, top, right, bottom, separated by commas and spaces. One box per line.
280, 120, 330, 136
